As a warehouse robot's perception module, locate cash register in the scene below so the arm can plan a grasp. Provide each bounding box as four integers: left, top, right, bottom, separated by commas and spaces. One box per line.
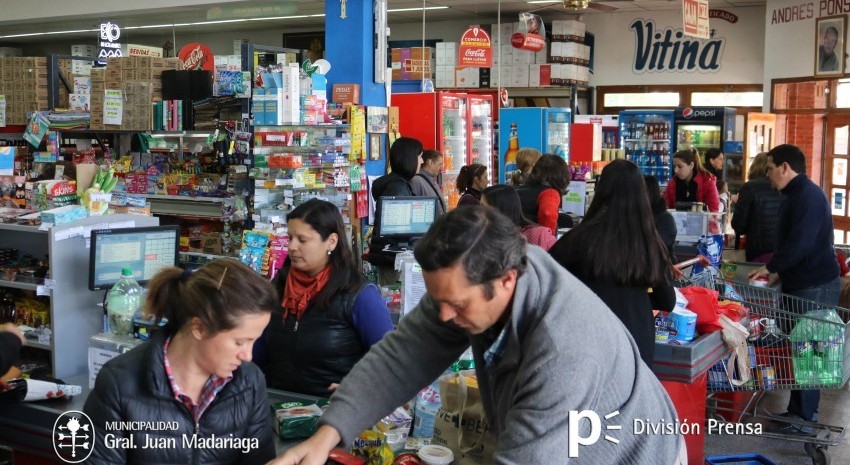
375, 196, 439, 252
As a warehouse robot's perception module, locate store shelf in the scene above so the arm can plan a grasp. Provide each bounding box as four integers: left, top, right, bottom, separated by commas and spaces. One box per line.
254, 124, 350, 128
26, 339, 52, 351
149, 131, 213, 138
138, 194, 229, 203
0, 223, 47, 233
179, 251, 231, 261
444, 135, 465, 140
0, 279, 40, 291
623, 139, 670, 143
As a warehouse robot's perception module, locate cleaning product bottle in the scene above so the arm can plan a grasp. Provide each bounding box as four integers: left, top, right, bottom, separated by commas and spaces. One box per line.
106, 268, 143, 337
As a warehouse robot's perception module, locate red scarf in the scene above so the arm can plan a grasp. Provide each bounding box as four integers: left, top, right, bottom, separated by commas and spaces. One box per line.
282, 265, 332, 321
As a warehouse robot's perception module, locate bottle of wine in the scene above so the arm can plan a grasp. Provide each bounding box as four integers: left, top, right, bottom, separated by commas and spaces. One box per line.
0, 378, 82, 402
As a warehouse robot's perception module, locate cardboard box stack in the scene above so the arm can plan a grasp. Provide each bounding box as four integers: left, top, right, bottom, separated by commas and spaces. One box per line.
550, 20, 590, 85
391, 47, 433, 81
71, 45, 97, 76
89, 56, 180, 131
252, 63, 300, 125
435, 42, 457, 88
0, 57, 50, 124
489, 22, 548, 88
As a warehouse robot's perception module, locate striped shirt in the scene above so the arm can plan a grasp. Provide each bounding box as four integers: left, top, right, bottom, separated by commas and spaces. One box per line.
162, 337, 232, 422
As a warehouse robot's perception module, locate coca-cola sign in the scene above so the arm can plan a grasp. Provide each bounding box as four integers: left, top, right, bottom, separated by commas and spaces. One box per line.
458, 25, 492, 68
511, 32, 546, 52
178, 42, 215, 72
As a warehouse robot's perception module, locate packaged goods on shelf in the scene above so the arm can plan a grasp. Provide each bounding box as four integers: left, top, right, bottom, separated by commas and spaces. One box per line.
552, 20, 587, 42
391, 47, 433, 81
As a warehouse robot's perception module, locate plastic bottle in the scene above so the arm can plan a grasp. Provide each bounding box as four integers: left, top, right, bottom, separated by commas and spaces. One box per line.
753, 318, 786, 348
106, 268, 143, 337
791, 309, 845, 385
412, 377, 442, 438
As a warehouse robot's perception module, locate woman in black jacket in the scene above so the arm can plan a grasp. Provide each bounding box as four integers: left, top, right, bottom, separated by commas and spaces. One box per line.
84, 259, 278, 465
550, 160, 675, 366
645, 175, 677, 260
732, 152, 781, 262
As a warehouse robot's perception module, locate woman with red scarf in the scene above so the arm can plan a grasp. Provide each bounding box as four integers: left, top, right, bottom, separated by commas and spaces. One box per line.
256, 199, 394, 397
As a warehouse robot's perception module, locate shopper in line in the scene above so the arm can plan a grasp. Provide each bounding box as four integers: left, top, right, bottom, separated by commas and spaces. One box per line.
257, 199, 393, 397
704, 147, 725, 180
456, 163, 488, 206
665, 149, 720, 212
508, 148, 541, 187
410, 149, 446, 215
551, 160, 675, 366
645, 175, 677, 260
268, 206, 684, 465
368, 137, 424, 277
0, 323, 24, 377
516, 154, 570, 234
731, 152, 781, 262
84, 259, 277, 465
749, 144, 841, 431
481, 184, 557, 251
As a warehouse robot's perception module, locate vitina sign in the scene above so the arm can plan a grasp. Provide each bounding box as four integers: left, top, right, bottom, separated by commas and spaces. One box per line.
98, 22, 122, 64
630, 19, 725, 73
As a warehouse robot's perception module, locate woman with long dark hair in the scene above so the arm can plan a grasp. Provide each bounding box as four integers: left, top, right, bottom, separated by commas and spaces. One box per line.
260, 199, 393, 396
516, 154, 569, 234
550, 160, 675, 365
481, 184, 557, 250
456, 163, 488, 206
664, 149, 720, 212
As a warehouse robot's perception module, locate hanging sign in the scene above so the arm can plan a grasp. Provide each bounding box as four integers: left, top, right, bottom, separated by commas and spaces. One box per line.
98, 22, 122, 65
511, 13, 546, 52
683, 0, 710, 39
122, 44, 163, 58
458, 26, 493, 68
104, 89, 123, 125
179, 43, 215, 71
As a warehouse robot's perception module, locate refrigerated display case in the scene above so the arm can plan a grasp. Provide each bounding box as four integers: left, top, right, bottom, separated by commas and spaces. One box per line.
674, 107, 737, 182
393, 92, 468, 206
574, 114, 620, 149
619, 110, 675, 184
498, 107, 571, 184
468, 95, 494, 183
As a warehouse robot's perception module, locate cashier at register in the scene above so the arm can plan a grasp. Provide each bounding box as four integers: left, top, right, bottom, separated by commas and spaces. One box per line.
269, 206, 685, 465
0, 323, 24, 378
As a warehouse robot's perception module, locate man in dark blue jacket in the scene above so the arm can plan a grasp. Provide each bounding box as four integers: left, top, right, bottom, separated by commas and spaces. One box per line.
750, 144, 841, 430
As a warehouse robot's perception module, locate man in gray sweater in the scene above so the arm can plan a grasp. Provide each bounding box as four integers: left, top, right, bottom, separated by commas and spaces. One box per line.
269, 206, 683, 465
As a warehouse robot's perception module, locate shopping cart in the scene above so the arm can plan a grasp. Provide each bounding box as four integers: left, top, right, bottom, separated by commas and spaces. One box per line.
702, 276, 850, 465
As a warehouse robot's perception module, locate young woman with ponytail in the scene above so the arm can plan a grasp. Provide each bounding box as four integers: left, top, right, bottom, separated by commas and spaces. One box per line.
456, 163, 488, 206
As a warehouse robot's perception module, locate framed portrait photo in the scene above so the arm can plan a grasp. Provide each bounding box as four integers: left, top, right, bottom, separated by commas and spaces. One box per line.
815, 15, 846, 76
370, 133, 383, 161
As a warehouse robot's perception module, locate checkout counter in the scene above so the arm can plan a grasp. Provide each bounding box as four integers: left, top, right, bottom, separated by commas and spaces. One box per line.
0, 374, 314, 464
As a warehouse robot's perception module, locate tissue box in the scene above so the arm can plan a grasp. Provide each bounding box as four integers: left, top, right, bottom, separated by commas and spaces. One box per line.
40, 205, 87, 225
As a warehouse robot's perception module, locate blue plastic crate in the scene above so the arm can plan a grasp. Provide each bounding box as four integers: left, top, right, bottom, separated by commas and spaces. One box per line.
705, 454, 779, 465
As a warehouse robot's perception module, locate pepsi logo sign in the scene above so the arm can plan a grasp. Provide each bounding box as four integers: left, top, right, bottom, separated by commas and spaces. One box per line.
683, 108, 693, 118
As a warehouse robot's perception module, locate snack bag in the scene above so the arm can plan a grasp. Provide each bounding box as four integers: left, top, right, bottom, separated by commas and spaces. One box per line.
352, 430, 394, 465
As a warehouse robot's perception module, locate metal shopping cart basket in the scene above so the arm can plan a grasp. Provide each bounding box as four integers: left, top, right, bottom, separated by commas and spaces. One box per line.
703, 276, 850, 465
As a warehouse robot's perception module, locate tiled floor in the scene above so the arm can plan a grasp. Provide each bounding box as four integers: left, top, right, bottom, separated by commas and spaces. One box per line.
704, 385, 850, 464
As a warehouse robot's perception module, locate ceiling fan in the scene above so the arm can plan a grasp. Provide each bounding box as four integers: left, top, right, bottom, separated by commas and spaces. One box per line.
530, 0, 634, 13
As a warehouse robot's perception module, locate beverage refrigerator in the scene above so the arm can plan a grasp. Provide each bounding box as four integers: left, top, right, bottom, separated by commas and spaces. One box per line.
618, 110, 675, 184
497, 107, 571, 184
393, 92, 469, 205
573, 114, 620, 149
468, 94, 495, 182
673, 107, 738, 181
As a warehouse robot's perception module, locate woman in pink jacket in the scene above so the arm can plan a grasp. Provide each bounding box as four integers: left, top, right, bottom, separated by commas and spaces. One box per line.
664, 149, 720, 212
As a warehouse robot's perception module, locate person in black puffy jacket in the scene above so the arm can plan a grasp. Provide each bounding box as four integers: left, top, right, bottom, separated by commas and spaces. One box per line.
83, 259, 278, 465
732, 152, 781, 262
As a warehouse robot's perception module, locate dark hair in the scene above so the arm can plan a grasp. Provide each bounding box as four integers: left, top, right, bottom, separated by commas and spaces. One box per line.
716, 179, 728, 193
705, 148, 722, 163
421, 149, 442, 164
414, 206, 527, 299
528, 154, 569, 194
389, 137, 423, 180
826, 26, 839, 37
768, 144, 806, 174
482, 184, 532, 228
283, 199, 364, 311
551, 160, 671, 287
673, 149, 709, 177
644, 175, 667, 215
457, 163, 486, 193
146, 259, 278, 336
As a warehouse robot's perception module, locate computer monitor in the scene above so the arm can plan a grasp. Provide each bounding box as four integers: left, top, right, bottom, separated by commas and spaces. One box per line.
88, 226, 180, 291
377, 196, 439, 247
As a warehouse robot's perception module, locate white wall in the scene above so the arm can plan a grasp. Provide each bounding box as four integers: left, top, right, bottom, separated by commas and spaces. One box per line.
582, 7, 765, 86
0, 0, 249, 23
762, 0, 850, 108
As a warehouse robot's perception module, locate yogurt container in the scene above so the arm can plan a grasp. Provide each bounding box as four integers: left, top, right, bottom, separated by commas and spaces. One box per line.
418, 445, 454, 465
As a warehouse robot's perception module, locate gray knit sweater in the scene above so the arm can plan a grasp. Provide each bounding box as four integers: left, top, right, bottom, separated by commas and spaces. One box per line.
321, 247, 680, 464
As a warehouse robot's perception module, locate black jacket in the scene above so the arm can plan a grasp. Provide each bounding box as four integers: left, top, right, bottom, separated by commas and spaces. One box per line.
731, 177, 781, 261
0, 332, 21, 376
371, 172, 414, 200
653, 210, 677, 260
262, 278, 369, 397
83, 333, 275, 465
516, 181, 547, 224
767, 174, 840, 291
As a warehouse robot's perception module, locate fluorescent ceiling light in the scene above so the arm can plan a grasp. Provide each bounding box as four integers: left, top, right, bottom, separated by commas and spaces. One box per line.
387, 6, 450, 12
0, 14, 321, 39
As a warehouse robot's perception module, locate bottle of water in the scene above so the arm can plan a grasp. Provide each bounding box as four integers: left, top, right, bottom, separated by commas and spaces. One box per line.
106, 268, 143, 337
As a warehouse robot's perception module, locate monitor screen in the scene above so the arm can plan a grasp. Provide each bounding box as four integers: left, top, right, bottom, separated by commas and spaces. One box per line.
378, 196, 438, 239
89, 226, 180, 291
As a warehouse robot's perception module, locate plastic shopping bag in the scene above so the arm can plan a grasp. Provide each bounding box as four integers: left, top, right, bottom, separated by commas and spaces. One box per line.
678, 286, 723, 334
692, 234, 724, 277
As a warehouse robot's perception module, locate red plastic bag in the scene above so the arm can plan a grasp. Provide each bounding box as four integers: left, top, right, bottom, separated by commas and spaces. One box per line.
679, 286, 723, 334
717, 300, 748, 322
